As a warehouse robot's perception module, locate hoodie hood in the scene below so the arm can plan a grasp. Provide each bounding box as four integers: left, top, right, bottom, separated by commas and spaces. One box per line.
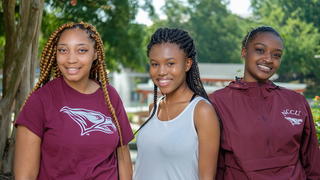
227, 77, 280, 98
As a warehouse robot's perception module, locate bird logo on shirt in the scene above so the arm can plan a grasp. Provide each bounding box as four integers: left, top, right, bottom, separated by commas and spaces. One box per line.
284, 117, 303, 126
281, 109, 303, 126
60, 106, 117, 136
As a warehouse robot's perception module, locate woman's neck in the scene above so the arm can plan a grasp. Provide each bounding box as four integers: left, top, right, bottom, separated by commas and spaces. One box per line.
164, 84, 194, 104
63, 77, 99, 94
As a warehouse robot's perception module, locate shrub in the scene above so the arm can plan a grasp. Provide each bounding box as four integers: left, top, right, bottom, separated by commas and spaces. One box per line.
311, 96, 320, 144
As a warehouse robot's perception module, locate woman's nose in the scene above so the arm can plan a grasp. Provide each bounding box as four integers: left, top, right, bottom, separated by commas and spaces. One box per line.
66, 51, 77, 63
158, 65, 168, 76
264, 53, 273, 63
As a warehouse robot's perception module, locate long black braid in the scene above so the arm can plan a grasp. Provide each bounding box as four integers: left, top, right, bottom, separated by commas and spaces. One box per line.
242, 26, 283, 50
135, 27, 208, 134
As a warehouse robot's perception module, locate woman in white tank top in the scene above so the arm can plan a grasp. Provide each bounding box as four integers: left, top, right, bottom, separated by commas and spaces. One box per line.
133, 28, 220, 180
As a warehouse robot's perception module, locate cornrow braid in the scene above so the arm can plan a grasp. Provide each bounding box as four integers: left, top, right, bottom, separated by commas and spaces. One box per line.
241, 26, 283, 50
22, 22, 124, 147
136, 27, 209, 133
147, 28, 208, 99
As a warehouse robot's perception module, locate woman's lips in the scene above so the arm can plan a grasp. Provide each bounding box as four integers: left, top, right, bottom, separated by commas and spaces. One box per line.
66, 67, 80, 75
257, 64, 271, 73
158, 79, 171, 87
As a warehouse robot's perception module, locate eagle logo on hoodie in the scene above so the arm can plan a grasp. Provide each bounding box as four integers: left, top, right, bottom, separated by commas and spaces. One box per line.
60, 106, 117, 136
281, 109, 303, 126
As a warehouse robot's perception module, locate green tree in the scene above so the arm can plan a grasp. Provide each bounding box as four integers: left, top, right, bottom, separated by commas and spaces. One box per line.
251, 0, 320, 27
158, 0, 245, 63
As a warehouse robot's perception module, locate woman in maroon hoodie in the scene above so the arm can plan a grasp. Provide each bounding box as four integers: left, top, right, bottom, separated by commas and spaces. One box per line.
210, 26, 320, 180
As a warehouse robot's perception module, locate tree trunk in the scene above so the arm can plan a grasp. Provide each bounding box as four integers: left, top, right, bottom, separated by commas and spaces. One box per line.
0, 0, 44, 175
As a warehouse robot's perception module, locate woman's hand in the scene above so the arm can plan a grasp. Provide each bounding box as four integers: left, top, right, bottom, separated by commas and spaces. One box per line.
117, 145, 133, 180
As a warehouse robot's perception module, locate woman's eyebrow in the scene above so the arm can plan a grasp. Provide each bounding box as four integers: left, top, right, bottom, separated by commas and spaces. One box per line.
253, 42, 283, 51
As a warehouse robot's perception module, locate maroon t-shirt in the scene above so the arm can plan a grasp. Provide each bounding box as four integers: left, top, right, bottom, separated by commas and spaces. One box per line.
16, 77, 134, 180
210, 79, 320, 180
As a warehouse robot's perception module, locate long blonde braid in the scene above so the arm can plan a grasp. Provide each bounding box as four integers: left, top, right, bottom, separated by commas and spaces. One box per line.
91, 24, 124, 147
23, 22, 124, 147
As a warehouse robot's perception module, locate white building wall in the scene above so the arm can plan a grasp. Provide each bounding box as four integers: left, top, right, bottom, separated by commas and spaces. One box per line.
110, 67, 132, 107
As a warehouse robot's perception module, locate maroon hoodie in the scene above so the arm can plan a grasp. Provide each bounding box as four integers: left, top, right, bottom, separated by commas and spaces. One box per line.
210, 79, 320, 180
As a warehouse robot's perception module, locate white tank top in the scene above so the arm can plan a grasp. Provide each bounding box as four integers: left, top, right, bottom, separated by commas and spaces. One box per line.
134, 96, 208, 180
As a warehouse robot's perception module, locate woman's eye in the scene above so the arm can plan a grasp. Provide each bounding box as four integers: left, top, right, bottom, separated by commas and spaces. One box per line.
57, 48, 67, 54
273, 53, 282, 59
255, 48, 264, 54
167, 62, 175, 66
151, 63, 158, 67
79, 49, 88, 53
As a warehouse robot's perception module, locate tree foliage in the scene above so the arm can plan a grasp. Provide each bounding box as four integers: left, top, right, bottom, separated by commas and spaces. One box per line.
251, 0, 320, 27
156, 0, 245, 63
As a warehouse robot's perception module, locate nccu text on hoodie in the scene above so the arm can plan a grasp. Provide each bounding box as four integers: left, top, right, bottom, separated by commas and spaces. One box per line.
209, 79, 320, 180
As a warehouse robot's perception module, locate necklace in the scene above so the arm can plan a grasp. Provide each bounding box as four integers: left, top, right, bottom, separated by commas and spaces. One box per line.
162, 93, 195, 121
163, 96, 171, 121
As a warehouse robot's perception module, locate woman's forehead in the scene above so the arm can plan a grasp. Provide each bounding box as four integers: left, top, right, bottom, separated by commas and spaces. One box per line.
58, 28, 94, 45
250, 32, 283, 49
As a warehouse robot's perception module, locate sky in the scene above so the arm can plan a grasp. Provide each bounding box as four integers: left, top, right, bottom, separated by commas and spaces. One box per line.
136, 0, 251, 26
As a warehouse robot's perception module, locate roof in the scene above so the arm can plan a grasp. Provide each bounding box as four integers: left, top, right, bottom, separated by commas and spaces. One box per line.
198, 63, 244, 79
136, 63, 306, 94
198, 63, 279, 80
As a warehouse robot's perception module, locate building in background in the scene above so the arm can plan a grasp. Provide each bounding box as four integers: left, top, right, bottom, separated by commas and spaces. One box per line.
109, 63, 307, 112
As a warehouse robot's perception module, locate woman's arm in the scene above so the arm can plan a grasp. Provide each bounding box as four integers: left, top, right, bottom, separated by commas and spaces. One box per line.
14, 126, 41, 180
117, 145, 133, 180
195, 101, 220, 180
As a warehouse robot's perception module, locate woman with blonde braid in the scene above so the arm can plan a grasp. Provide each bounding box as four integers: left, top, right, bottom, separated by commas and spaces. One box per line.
14, 22, 134, 180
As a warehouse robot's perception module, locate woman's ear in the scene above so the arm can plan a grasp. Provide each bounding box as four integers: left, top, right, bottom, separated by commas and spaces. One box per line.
185, 58, 193, 72
241, 48, 247, 58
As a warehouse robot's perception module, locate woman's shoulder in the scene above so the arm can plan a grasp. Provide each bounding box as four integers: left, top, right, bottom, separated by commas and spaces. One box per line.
31, 77, 62, 97
194, 97, 219, 129
208, 87, 231, 104
194, 97, 214, 114
22, 78, 62, 110
276, 85, 306, 101
106, 84, 119, 97
211, 86, 230, 95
